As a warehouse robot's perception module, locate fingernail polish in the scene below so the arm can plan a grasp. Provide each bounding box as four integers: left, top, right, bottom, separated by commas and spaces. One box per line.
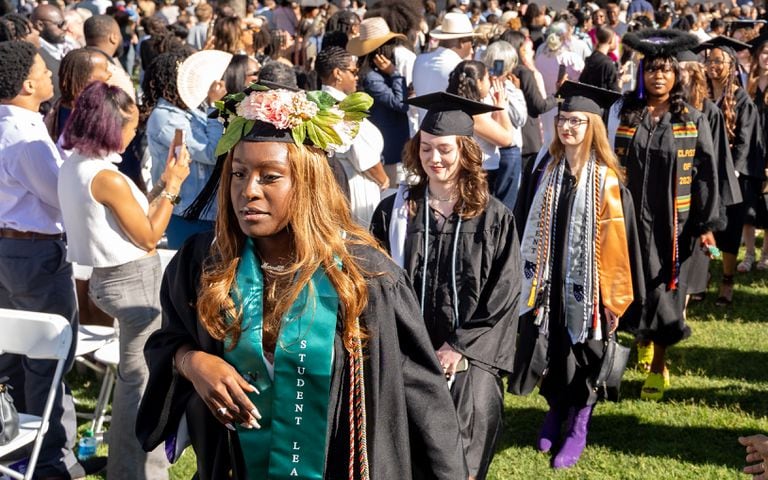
251, 408, 262, 420
250, 419, 261, 429
225, 423, 236, 431
240, 422, 253, 429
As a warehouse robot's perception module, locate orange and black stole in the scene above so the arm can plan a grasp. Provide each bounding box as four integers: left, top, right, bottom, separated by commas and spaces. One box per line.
613, 116, 697, 291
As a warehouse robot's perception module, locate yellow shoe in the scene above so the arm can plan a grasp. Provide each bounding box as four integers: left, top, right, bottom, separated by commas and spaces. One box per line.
663, 367, 670, 388
637, 342, 654, 371
641, 372, 666, 401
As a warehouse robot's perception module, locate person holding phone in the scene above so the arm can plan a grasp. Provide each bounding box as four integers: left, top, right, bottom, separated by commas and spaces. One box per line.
446, 60, 515, 189
58, 81, 189, 479
371, 92, 521, 480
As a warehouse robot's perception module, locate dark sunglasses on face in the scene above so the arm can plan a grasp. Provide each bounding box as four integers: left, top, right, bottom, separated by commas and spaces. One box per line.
41, 18, 66, 29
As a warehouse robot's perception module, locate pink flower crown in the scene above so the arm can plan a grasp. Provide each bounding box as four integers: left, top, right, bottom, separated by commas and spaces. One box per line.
214, 85, 374, 156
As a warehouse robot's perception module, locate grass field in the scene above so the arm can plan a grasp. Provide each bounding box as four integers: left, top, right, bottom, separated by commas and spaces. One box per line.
70, 255, 768, 480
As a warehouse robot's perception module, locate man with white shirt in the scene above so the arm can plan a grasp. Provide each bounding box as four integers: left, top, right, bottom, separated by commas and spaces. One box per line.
412, 12, 476, 124
31, 4, 69, 101
0, 40, 85, 480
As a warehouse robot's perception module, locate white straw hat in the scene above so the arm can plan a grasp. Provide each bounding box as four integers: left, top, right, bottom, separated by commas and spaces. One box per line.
177, 50, 233, 109
347, 17, 406, 57
429, 12, 478, 40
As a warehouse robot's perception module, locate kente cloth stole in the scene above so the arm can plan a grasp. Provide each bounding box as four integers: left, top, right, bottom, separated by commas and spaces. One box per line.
224, 238, 338, 479
520, 157, 633, 343
614, 119, 696, 290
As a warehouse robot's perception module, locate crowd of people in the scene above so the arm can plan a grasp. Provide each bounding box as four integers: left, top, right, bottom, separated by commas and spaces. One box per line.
1, 0, 768, 478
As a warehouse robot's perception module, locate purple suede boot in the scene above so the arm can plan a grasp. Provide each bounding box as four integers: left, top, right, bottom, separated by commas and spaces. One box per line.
537, 403, 566, 453
552, 405, 594, 469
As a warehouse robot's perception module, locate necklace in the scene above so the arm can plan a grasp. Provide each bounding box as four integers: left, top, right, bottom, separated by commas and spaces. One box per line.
427, 188, 458, 202
261, 261, 288, 274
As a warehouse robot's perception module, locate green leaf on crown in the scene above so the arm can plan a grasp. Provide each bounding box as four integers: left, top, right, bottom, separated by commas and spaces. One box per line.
292, 122, 307, 145
306, 91, 337, 110
338, 92, 373, 113
214, 116, 253, 157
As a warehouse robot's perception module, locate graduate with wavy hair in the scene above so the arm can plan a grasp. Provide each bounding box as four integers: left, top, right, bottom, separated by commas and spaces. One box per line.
371, 91, 521, 480
136, 85, 467, 480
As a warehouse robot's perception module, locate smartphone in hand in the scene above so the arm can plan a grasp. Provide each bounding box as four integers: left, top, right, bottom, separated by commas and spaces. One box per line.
172, 128, 185, 161
490, 59, 505, 77
557, 64, 567, 83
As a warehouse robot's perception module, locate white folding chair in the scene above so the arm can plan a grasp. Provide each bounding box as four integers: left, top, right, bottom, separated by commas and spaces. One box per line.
0, 309, 72, 480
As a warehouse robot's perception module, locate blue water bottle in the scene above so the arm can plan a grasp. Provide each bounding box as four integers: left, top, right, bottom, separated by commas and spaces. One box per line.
77, 429, 97, 461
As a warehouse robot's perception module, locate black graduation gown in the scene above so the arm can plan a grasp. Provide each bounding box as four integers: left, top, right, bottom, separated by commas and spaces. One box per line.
744, 87, 768, 227
135, 232, 468, 480
370, 194, 521, 479
510, 156, 645, 406
614, 105, 719, 346
370, 195, 521, 374
686, 99, 742, 294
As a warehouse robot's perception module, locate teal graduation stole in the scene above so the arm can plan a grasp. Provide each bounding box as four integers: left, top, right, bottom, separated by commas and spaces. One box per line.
223, 238, 338, 479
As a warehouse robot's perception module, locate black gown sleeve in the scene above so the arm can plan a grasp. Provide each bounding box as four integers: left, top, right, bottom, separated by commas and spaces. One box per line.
369, 194, 396, 251
517, 67, 557, 117
704, 99, 742, 211
690, 112, 720, 235
513, 154, 548, 238
730, 89, 759, 177
448, 205, 522, 374
618, 183, 646, 332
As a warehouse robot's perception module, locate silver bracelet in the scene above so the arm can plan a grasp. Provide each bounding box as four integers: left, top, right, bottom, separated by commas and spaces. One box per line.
178, 350, 196, 378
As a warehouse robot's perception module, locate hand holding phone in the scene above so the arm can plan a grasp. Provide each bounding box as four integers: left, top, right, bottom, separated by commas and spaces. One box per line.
490, 59, 505, 77
173, 129, 186, 163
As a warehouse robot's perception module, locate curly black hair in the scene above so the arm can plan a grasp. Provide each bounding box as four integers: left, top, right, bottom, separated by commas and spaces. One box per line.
0, 40, 37, 100
141, 49, 191, 118
0, 13, 33, 42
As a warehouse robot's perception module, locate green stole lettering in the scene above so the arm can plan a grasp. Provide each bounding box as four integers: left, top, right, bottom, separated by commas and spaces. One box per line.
614, 115, 697, 289
224, 238, 338, 479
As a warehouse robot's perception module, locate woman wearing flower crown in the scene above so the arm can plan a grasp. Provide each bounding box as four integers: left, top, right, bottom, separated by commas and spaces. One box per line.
370, 91, 521, 480
136, 86, 467, 480
511, 81, 643, 470
607, 30, 720, 401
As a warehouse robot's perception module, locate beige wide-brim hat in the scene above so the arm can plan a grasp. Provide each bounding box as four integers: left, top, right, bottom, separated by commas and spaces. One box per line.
347, 17, 406, 57
177, 50, 233, 110
430, 12, 478, 40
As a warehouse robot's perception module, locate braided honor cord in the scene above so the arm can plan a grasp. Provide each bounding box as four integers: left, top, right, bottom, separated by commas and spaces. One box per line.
348, 318, 370, 480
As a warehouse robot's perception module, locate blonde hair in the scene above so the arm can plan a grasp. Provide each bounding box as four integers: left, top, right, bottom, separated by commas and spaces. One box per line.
549, 111, 626, 183
196, 141, 380, 352
682, 61, 709, 111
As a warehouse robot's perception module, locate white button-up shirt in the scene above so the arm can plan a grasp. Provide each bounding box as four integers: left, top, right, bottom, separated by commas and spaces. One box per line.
0, 104, 65, 234
412, 47, 465, 125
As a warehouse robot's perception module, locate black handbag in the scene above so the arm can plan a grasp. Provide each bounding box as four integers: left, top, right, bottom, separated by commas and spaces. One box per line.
594, 334, 630, 402
0, 376, 19, 445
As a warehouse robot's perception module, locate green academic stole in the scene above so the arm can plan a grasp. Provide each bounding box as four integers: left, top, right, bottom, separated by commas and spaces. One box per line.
224, 238, 338, 479
614, 118, 697, 290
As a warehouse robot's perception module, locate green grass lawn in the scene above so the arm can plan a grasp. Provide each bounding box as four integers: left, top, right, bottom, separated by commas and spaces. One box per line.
71, 255, 768, 479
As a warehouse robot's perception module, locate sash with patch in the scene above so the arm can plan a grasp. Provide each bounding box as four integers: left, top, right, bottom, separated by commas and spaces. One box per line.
613, 117, 696, 290
224, 238, 338, 479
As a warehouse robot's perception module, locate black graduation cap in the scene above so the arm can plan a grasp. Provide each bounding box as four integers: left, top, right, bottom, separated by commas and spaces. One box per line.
408, 92, 502, 137
622, 29, 699, 59
556, 81, 622, 116
749, 32, 768, 55
692, 35, 751, 58
675, 49, 700, 63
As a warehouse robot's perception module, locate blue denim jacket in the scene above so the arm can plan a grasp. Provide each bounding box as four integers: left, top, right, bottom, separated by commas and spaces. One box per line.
146, 98, 224, 221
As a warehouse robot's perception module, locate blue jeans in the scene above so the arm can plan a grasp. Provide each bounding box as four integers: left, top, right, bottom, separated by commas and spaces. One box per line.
89, 254, 169, 479
0, 238, 80, 477
494, 146, 522, 211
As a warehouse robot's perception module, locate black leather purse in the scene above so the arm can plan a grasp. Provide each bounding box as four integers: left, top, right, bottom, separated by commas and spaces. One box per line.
0, 377, 19, 446
594, 334, 630, 402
